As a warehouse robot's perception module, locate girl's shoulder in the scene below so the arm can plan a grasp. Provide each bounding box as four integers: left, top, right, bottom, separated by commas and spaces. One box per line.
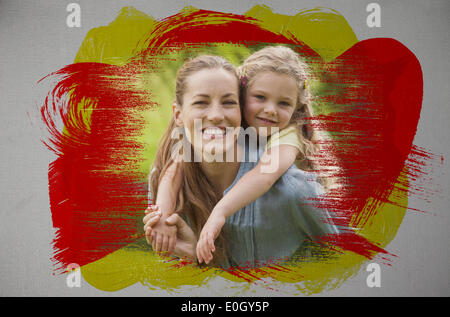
265, 125, 301, 152
268, 125, 298, 141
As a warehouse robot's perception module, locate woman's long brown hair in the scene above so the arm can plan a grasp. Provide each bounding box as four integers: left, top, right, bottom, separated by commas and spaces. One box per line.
150, 55, 240, 265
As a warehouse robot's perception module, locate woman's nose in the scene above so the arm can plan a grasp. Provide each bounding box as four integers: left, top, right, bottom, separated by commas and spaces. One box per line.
206, 103, 225, 122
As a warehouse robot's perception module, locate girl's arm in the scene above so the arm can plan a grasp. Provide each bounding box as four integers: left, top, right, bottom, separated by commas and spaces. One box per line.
215, 144, 299, 218
147, 161, 183, 254
196, 144, 299, 264
153, 161, 183, 216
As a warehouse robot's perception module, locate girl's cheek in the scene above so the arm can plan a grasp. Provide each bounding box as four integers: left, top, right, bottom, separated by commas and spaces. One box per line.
280, 107, 293, 118
245, 98, 258, 113
247, 96, 259, 106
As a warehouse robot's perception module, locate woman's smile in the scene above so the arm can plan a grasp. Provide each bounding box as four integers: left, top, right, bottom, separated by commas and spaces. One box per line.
202, 126, 226, 140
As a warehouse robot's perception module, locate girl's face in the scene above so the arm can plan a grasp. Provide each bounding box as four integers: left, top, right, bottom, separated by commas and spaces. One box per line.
175, 68, 241, 161
244, 71, 298, 136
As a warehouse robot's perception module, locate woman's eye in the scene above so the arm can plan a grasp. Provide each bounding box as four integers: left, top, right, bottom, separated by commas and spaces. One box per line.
193, 100, 208, 106
223, 100, 237, 106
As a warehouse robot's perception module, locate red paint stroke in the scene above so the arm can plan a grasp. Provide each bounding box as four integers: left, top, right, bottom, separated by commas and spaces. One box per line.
308, 38, 423, 229
318, 233, 391, 260
40, 62, 152, 271
38, 9, 428, 276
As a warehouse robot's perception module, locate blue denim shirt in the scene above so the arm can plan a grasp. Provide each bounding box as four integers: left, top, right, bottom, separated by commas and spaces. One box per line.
222, 145, 339, 269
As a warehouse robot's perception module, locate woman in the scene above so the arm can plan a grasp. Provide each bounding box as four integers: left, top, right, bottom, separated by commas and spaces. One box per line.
143, 54, 338, 269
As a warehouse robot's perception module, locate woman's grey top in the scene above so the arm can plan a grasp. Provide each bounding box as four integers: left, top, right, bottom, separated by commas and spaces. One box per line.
222, 145, 340, 269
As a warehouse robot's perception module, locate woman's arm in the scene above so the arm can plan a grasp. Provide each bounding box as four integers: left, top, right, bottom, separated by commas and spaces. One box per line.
148, 161, 183, 254
196, 144, 299, 264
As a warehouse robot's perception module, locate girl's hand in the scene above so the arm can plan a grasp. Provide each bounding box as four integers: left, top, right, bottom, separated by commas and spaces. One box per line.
143, 205, 161, 245
196, 214, 226, 264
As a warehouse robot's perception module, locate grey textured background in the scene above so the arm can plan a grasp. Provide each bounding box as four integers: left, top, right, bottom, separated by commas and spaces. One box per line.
1, 0, 449, 296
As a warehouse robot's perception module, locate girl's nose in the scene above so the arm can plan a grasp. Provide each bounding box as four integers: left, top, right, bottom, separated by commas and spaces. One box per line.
263, 103, 276, 115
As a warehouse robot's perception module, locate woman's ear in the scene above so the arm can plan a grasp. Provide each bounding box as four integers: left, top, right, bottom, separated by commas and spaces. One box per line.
173, 104, 184, 127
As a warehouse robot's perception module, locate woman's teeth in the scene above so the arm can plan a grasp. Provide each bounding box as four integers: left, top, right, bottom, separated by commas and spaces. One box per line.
202, 127, 225, 140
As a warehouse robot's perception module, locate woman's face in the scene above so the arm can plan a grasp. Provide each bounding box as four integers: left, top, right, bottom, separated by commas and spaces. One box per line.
175, 68, 241, 162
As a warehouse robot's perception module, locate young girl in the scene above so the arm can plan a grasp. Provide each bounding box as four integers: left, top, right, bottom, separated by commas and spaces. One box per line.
195, 46, 331, 264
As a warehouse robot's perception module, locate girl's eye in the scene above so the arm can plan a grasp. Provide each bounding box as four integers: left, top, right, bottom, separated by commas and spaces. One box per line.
279, 101, 292, 107
255, 95, 265, 101
193, 100, 208, 106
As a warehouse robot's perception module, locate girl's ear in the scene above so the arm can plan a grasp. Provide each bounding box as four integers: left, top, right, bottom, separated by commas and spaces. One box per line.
173, 104, 184, 127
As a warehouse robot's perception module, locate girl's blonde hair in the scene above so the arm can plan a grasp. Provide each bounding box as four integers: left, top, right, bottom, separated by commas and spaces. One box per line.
239, 46, 334, 190
150, 55, 239, 265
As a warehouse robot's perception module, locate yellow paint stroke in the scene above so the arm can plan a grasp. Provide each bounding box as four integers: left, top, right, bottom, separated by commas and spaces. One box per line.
245, 5, 358, 62
72, 5, 407, 294
75, 7, 156, 65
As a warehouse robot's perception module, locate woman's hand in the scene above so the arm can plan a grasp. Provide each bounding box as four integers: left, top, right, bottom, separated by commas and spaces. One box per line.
196, 214, 226, 264
144, 208, 197, 261
165, 214, 197, 260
